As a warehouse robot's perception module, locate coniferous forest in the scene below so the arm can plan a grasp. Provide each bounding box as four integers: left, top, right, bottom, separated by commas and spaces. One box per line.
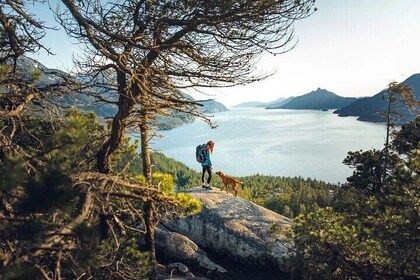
1, 1, 419, 280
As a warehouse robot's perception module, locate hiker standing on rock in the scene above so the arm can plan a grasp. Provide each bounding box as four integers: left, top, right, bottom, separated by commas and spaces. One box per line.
196, 140, 215, 190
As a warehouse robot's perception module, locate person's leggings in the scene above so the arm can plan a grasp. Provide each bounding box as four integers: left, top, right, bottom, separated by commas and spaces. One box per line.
201, 165, 212, 184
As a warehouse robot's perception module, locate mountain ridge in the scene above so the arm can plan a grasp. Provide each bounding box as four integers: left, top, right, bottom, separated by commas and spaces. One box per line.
233, 97, 287, 108
334, 73, 420, 122
270, 88, 357, 110
16, 56, 228, 130
266, 96, 295, 109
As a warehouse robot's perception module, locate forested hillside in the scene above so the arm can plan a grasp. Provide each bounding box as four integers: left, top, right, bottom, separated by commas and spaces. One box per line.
120, 152, 338, 219
287, 115, 420, 279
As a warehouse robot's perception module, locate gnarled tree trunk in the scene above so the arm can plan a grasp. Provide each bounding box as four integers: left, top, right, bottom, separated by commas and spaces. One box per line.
97, 69, 132, 174
139, 107, 159, 279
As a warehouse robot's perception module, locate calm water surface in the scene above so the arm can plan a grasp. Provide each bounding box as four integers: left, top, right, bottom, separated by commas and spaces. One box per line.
146, 108, 386, 183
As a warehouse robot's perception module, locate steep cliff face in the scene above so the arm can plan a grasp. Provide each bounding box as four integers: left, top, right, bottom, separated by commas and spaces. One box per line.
162, 187, 292, 271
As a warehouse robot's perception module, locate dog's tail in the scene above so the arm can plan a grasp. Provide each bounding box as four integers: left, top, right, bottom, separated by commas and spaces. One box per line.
238, 181, 250, 189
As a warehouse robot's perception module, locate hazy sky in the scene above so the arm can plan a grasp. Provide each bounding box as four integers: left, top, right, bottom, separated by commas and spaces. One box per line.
30, 0, 420, 107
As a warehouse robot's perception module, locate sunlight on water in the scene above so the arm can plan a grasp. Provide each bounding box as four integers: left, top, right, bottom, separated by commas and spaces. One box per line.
144, 108, 386, 183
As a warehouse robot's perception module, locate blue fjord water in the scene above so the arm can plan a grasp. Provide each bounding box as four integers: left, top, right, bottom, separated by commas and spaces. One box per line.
145, 107, 386, 183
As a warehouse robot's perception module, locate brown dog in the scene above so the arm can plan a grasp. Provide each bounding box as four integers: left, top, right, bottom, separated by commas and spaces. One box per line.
215, 171, 240, 197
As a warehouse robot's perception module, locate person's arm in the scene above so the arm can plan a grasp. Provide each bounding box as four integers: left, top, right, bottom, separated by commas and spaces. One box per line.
207, 151, 212, 167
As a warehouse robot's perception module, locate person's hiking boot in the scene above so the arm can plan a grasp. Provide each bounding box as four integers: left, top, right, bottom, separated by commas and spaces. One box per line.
206, 185, 212, 190
202, 184, 207, 189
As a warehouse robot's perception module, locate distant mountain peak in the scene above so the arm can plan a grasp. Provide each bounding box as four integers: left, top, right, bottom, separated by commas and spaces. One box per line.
311, 88, 336, 95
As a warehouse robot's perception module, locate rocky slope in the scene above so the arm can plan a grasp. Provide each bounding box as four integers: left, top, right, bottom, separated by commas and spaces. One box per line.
160, 187, 292, 277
